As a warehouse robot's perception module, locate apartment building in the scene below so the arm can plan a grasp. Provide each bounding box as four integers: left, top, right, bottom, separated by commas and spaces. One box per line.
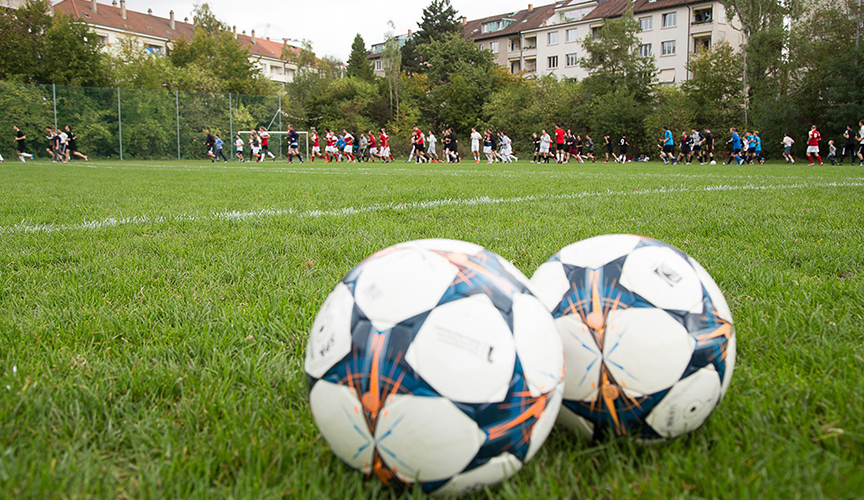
52, 0, 303, 84
465, 0, 744, 84
368, 32, 416, 77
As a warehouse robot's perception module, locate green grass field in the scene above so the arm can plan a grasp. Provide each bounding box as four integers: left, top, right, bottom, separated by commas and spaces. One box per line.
1, 158, 862, 498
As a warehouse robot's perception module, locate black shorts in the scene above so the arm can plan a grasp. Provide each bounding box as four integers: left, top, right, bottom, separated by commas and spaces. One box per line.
693, 145, 701, 152
17, 143, 26, 153
67, 143, 77, 153
534, 145, 540, 153
415, 144, 425, 153
733, 149, 741, 155
620, 148, 628, 155
556, 143, 565, 152
682, 147, 691, 155
607, 145, 614, 153
663, 145, 674, 154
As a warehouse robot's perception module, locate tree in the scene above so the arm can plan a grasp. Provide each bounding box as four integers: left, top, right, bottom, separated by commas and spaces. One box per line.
579, 3, 656, 103
0, 0, 109, 86
402, 0, 462, 73
382, 21, 402, 115
346, 34, 374, 81
682, 41, 744, 131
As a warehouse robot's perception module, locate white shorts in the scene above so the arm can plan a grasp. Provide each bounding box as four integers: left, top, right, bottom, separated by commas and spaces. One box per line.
540, 145, 550, 154
252, 146, 260, 155
483, 146, 492, 154
312, 146, 320, 153
806, 145, 820, 153
471, 141, 480, 152
344, 145, 353, 154
380, 147, 390, 157
325, 146, 336, 154
236, 147, 243, 153
502, 147, 512, 155
369, 147, 378, 155
428, 145, 436, 155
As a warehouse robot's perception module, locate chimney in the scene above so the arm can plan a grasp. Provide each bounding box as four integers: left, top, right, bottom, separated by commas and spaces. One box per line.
148, 8, 152, 15
528, 4, 533, 11
407, 29, 413, 37
120, 0, 126, 20
90, 0, 97, 13
251, 29, 256, 44
170, 10, 175, 30
461, 16, 467, 25
233, 26, 237, 39
266, 36, 270, 41
184, 17, 189, 23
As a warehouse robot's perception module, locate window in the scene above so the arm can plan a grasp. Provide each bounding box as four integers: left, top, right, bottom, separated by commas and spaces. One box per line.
510, 61, 521, 73
693, 7, 713, 24
374, 60, 382, 71
524, 36, 537, 49
479, 43, 484, 50
592, 27, 602, 40
145, 45, 162, 55
693, 36, 711, 54
566, 53, 578, 67
510, 39, 520, 52
371, 44, 384, 54
490, 41, 499, 54
662, 40, 676, 56
640, 43, 652, 57
548, 31, 559, 45
548, 55, 559, 69
639, 17, 652, 31
566, 28, 578, 42
662, 12, 677, 28
481, 19, 514, 34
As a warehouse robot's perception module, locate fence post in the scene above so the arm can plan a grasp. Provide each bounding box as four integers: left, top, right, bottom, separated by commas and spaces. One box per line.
228, 92, 233, 160
117, 87, 123, 161
52, 83, 57, 132
278, 93, 282, 159
175, 90, 181, 160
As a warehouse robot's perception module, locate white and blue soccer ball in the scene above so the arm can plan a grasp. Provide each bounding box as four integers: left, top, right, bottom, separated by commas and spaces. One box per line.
305, 239, 564, 495
530, 234, 736, 440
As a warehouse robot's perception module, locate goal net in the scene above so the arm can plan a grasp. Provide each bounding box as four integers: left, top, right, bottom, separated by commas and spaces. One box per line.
234, 131, 309, 161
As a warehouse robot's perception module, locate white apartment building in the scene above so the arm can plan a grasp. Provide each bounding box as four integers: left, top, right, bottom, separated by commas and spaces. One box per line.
466, 0, 744, 84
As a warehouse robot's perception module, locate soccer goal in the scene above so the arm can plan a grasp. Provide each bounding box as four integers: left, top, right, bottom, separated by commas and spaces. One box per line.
235, 131, 310, 162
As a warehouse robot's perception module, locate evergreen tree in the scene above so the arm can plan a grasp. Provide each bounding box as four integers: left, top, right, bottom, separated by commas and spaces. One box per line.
346, 33, 374, 81
402, 0, 462, 73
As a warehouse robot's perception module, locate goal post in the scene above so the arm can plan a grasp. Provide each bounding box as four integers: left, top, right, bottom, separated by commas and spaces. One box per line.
235, 131, 309, 162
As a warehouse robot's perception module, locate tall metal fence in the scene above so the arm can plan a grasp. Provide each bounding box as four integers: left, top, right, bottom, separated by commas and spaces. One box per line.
0, 81, 286, 160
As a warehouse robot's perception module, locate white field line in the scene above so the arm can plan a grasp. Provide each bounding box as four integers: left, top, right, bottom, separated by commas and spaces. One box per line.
3, 180, 862, 236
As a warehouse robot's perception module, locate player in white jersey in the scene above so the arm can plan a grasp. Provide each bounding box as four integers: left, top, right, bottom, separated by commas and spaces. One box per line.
426, 131, 439, 163
234, 134, 245, 162
539, 129, 552, 163
470, 127, 482, 163
498, 132, 517, 163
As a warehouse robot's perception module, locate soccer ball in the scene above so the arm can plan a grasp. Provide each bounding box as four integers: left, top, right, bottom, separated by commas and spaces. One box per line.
305, 239, 564, 495
530, 234, 735, 440
710, 160, 717, 165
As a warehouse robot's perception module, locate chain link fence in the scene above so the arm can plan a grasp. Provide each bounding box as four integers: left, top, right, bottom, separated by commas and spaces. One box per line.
0, 81, 285, 161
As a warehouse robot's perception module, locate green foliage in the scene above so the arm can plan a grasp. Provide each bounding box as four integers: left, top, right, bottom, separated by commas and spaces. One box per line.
683, 41, 744, 131
0, 0, 110, 86
346, 34, 374, 81
402, 0, 462, 73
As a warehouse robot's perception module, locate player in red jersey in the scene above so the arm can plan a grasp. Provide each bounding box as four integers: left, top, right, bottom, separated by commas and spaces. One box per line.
806, 125, 823, 166
342, 129, 356, 163
310, 129, 324, 162
258, 126, 276, 162
324, 129, 337, 163
554, 125, 566, 163
367, 131, 377, 163
411, 126, 428, 163
379, 128, 393, 163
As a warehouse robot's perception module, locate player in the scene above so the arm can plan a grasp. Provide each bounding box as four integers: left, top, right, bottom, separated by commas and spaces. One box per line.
63, 125, 88, 162
324, 129, 337, 163
204, 129, 216, 163
467, 127, 481, 163
552, 125, 564, 163
286, 125, 303, 164
839, 124, 856, 165
215, 134, 228, 162
55, 127, 68, 163
340, 129, 355, 163
781, 132, 795, 164
702, 128, 716, 164
482, 130, 494, 163
259, 126, 276, 162
250, 130, 261, 162
660, 126, 674, 165
45, 126, 60, 162
604, 134, 613, 163
724, 128, 742, 165
539, 129, 552, 163
234, 133, 245, 162
584, 134, 596, 163
426, 131, 439, 163
619, 134, 629, 163
411, 126, 427, 163
379, 128, 392, 163
498, 131, 517, 163
674, 131, 691, 165
857, 119, 864, 166
13, 126, 33, 163
690, 129, 702, 164
310, 129, 325, 162
806, 125, 823, 166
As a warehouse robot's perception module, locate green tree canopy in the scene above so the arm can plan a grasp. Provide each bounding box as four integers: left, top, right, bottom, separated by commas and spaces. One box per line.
402, 0, 462, 73
346, 34, 374, 81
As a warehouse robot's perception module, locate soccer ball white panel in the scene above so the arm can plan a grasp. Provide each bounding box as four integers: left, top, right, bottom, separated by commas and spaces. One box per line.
433, 453, 523, 497
406, 295, 516, 404
688, 256, 734, 323
529, 261, 571, 312
512, 294, 564, 397
309, 380, 374, 474
374, 393, 485, 484
644, 366, 722, 438
603, 309, 696, 397
557, 315, 602, 403
619, 245, 703, 313
558, 234, 642, 269
353, 248, 457, 332
305, 283, 355, 379
397, 238, 485, 255
720, 334, 737, 398
525, 388, 563, 461
556, 406, 594, 439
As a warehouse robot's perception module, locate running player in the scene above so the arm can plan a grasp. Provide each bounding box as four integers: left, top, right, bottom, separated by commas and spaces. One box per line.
234, 133, 245, 162
840, 124, 856, 165
554, 124, 565, 163
498, 131, 517, 163
584, 134, 596, 162
619, 134, 629, 163
45, 126, 60, 162
483, 130, 494, 163
857, 119, 864, 166
753, 131, 763, 164
531, 132, 540, 163
781, 132, 795, 164
724, 128, 742, 165
204, 129, 216, 162
215, 134, 228, 162
250, 130, 261, 162
411, 126, 427, 163
379, 128, 392, 163
325, 129, 337, 162
690, 128, 702, 164
259, 127, 276, 161
310, 129, 325, 162
661, 125, 674, 165
55, 127, 68, 163
470, 127, 482, 163
63, 125, 88, 162
702, 128, 716, 164
426, 130, 439, 163
604, 134, 614, 163
287, 125, 303, 163
806, 125, 823, 166
367, 131, 377, 163
13, 126, 34, 163
540, 129, 552, 163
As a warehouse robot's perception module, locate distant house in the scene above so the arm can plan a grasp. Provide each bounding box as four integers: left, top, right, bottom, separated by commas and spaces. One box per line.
52, 0, 304, 84
367, 31, 416, 77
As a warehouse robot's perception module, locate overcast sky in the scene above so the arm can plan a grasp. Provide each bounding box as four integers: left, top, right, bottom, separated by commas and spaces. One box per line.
110, 0, 536, 60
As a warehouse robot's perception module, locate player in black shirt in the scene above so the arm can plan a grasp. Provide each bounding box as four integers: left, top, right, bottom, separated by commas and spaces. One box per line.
204, 129, 216, 162
584, 134, 596, 163
63, 125, 89, 162
701, 128, 715, 164
531, 133, 541, 163
13, 126, 33, 163
840, 124, 857, 165
619, 134, 629, 163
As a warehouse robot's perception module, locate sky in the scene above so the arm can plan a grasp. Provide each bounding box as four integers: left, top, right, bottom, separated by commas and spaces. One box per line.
108, 0, 539, 60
